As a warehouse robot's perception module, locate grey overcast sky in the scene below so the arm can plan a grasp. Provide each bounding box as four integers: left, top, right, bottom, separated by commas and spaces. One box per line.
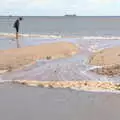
1, 0, 120, 16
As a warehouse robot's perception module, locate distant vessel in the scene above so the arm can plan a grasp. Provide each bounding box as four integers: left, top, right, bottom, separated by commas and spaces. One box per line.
64, 14, 77, 17
9, 15, 12, 17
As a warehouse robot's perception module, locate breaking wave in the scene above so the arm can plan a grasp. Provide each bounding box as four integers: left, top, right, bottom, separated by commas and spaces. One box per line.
1, 32, 120, 40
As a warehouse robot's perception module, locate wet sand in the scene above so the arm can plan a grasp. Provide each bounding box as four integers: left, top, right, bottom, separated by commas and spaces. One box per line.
0, 41, 78, 71
90, 46, 120, 66
0, 83, 120, 120
90, 46, 120, 76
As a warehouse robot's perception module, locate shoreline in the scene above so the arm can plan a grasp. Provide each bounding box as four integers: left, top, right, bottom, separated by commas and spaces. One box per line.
11, 80, 120, 93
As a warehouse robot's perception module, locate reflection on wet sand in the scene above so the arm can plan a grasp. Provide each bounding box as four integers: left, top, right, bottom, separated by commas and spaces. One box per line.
0, 41, 78, 71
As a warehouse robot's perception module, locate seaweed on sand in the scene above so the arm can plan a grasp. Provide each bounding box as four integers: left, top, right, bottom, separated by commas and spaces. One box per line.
91, 64, 120, 76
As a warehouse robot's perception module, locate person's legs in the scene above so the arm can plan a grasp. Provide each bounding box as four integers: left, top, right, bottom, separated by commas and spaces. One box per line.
16, 27, 20, 48
16, 27, 19, 39
16, 32, 18, 39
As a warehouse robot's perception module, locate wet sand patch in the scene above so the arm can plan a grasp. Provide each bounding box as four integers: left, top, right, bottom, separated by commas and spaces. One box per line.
0, 41, 78, 72
89, 46, 120, 76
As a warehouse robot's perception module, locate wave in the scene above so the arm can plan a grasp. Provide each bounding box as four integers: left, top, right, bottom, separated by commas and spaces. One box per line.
83, 36, 120, 40
1, 32, 120, 40
0, 78, 117, 94
0, 32, 62, 39
0, 79, 120, 94
10, 80, 120, 94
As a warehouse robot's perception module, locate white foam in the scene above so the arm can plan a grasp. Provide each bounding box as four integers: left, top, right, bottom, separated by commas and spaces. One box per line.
83, 36, 120, 40
1, 32, 120, 40
71, 87, 120, 94
0, 78, 12, 83
0, 33, 62, 39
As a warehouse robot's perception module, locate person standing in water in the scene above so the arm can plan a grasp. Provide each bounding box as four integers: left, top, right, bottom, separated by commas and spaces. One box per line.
13, 17, 23, 48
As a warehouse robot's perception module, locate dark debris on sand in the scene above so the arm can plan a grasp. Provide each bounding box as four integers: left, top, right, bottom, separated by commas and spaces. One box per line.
91, 64, 120, 76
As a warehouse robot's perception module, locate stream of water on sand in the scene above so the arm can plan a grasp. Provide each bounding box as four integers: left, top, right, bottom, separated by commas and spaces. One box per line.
0, 35, 120, 83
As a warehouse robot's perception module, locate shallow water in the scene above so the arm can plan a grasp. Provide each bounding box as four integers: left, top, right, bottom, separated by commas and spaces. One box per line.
1, 35, 120, 82
1, 83, 120, 120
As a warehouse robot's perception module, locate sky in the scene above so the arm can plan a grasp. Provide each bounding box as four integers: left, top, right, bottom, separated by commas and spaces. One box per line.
0, 0, 120, 16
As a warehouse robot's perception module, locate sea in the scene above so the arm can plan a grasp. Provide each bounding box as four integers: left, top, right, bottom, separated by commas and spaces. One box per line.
0, 16, 120, 36
0, 16, 120, 84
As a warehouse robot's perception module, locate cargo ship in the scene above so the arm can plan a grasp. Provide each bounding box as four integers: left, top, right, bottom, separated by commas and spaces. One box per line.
64, 14, 77, 17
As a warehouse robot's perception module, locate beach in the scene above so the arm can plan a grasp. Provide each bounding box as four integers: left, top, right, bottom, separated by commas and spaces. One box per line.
0, 37, 120, 120
1, 37, 120, 120
1, 16, 120, 120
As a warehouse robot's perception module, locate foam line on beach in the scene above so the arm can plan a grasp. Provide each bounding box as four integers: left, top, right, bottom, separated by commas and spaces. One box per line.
0, 33, 62, 38
11, 80, 120, 93
83, 36, 120, 40
1, 32, 120, 40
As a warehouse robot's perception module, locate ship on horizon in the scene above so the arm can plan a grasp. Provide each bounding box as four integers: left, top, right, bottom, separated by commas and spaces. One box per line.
64, 14, 77, 17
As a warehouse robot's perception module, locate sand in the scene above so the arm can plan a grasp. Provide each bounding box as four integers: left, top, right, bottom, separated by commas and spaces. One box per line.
90, 46, 120, 66
0, 41, 78, 71
0, 83, 120, 120
89, 46, 120, 76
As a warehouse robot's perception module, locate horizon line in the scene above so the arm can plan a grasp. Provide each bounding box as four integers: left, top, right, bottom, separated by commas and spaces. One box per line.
1, 15, 120, 17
